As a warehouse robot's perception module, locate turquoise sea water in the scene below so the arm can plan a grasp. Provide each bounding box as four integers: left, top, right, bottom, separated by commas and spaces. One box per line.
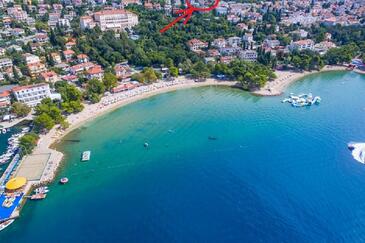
1, 71, 365, 242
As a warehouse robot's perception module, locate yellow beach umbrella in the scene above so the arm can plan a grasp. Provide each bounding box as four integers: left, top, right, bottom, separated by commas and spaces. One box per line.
5, 177, 27, 190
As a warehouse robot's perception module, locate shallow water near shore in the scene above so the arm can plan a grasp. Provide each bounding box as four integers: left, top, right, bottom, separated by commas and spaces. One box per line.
2, 71, 365, 242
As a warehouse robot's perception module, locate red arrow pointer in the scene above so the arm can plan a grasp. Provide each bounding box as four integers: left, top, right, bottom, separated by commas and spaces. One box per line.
160, 0, 220, 33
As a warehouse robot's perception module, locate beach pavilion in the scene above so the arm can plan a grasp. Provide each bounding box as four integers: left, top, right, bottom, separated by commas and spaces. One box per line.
5, 177, 27, 192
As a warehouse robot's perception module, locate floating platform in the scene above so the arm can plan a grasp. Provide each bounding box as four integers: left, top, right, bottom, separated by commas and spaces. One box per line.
282, 93, 321, 107
81, 151, 91, 161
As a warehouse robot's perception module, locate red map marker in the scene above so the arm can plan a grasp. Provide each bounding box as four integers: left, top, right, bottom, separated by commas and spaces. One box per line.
160, 0, 220, 33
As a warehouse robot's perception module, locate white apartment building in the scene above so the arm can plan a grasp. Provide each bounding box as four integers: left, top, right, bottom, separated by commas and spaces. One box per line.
0, 58, 13, 69
12, 83, 54, 107
289, 39, 315, 51
239, 50, 257, 62
227, 37, 242, 47
23, 53, 40, 65
7, 6, 28, 21
80, 16, 97, 30
82, 9, 139, 32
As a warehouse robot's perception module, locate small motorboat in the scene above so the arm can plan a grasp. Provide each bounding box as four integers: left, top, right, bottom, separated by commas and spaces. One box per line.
0, 219, 14, 232
34, 187, 49, 194
208, 136, 217, 140
144, 142, 149, 148
60, 177, 69, 184
30, 193, 47, 200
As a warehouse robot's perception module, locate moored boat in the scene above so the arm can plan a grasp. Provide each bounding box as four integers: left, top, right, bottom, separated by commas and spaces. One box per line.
34, 186, 49, 194
30, 193, 47, 200
0, 219, 14, 231
348, 142, 365, 164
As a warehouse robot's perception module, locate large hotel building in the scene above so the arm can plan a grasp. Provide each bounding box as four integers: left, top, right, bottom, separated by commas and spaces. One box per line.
80, 9, 138, 32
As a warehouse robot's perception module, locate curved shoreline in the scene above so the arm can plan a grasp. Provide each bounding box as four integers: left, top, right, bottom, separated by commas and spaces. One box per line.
253, 65, 349, 96
14, 67, 355, 185
33, 79, 238, 184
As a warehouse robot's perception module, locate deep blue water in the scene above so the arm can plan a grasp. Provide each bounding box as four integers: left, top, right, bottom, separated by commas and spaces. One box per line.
1, 71, 365, 242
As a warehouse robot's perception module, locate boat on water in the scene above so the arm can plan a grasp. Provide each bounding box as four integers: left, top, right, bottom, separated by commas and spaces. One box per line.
60, 177, 69, 184
30, 193, 47, 200
0, 219, 14, 231
348, 142, 365, 163
0, 127, 30, 164
81, 151, 91, 161
34, 186, 49, 194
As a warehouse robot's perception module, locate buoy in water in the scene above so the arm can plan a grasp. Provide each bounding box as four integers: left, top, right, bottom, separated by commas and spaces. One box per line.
60, 177, 69, 184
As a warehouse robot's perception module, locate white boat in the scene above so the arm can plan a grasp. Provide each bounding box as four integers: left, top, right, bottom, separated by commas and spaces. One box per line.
35, 187, 49, 194
348, 142, 365, 164
81, 151, 91, 161
0, 219, 14, 231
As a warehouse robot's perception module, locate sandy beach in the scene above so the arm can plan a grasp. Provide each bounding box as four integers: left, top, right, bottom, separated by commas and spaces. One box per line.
253, 65, 348, 96
28, 78, 237, 183
12, 66, 354, 184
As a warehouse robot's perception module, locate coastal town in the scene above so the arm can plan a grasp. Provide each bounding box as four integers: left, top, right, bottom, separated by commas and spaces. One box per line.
0, 0, 364, 233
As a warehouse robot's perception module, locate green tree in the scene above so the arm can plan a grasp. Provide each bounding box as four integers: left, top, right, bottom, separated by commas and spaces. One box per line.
19, 133, 39, 154
191, 61, 211, 79
103, 72, 118, 90
143, 67, 158, 82
169, 66, 179, 77
11, 102, 31, 117
85, 78, 105, 103
34, 113, 55, 131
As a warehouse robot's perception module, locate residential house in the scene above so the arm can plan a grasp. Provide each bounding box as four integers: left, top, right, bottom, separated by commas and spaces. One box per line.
289, 39, 315, 51
212, 38, 226, 49
86, 65, 104, 80
65, 41, 76, 50
77, 54, 89, 63
187, 39, 208, 52
51, 52, 62, 64
34, 33, 49, 44
39, 71, 60, 83
63, 50, 75, 62
114, 63, 132, 80
112, 82, 136, 93
239, 50, 257, 62
0, 58, 13, 70
0, 90, 11, 109
220, 56, 235, 64
48, 12, 61, 27
227, 36, 242, 47
69, 62, 95, 75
